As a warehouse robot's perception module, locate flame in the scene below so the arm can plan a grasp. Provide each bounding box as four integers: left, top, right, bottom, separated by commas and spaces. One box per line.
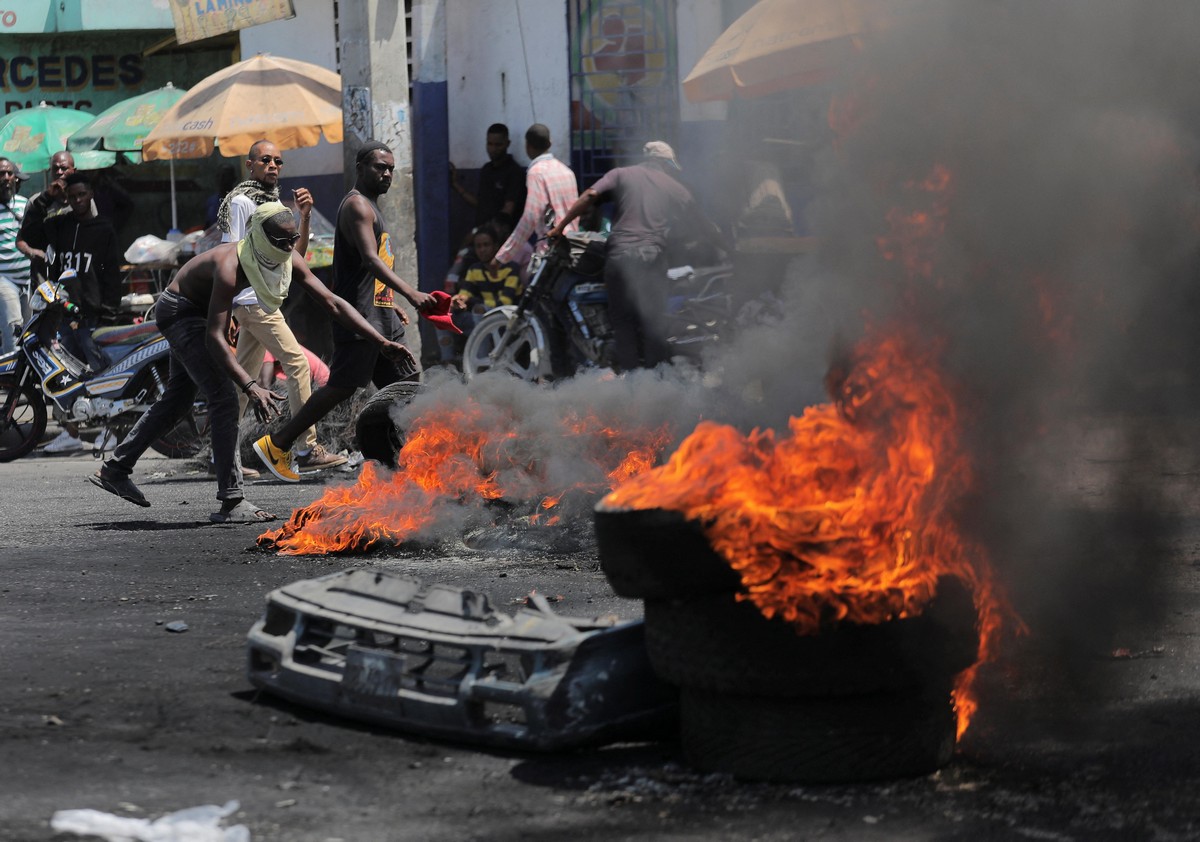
605, 328, 1017, 738
259, 400, 673, 556
875, 164, 953, 285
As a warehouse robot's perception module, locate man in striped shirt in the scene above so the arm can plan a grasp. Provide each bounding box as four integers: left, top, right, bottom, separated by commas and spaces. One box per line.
493, 124, 579, 269
0, 157, 30, 356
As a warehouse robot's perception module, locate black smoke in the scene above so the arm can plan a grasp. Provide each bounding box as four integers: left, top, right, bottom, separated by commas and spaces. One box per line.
732, 0, 1200, 698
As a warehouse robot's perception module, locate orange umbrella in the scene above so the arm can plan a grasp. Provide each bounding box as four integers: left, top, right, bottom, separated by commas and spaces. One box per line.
683, 0, 874, 102
141, 53, 342, 160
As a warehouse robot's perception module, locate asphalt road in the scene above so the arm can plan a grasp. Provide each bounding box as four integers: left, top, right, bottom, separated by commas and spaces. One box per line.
2, 431, 1200, 842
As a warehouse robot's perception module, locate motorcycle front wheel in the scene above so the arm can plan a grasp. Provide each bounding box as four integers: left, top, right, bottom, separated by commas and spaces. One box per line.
0, 376, 48, 462
462, 306, 554, 383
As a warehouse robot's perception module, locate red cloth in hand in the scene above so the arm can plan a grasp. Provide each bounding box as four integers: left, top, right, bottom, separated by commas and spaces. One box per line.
422, 290, 462, 334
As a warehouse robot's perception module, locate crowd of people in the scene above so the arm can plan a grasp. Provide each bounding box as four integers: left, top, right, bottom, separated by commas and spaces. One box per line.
1, 120, 712, 522
439, 122, 711, 369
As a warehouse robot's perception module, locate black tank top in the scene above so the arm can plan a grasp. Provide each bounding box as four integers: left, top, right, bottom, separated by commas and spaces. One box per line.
331, 190, 404, 343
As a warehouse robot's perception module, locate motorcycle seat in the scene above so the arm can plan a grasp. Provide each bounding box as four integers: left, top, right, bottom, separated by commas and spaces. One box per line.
93, 322, 160, 347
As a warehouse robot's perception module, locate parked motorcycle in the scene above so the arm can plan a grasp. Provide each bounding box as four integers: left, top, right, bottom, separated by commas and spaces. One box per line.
461, 232, 733, 382
0, 274, 209, 462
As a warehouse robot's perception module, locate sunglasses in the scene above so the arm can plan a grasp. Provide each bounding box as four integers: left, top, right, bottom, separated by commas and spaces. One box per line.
266, 231, 301, 249
256, 155, 284, 166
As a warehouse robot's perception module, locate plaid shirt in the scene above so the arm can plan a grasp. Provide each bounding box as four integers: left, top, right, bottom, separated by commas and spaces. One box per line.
496, 152, 579, 265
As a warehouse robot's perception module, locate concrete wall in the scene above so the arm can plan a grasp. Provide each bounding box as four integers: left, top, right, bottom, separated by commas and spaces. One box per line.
445, 0, 571, 171
673, 0, 727, 211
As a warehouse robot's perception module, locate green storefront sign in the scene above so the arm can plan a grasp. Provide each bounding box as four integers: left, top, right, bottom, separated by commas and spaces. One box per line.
0, 33, 228, 116
0, 3, 235, 234
0, 1, 220, 114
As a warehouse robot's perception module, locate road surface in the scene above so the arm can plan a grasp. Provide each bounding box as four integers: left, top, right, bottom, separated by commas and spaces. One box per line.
2, 430, 1199, 841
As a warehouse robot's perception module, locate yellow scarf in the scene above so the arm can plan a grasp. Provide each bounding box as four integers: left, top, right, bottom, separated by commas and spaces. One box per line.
236, 201, 294, 313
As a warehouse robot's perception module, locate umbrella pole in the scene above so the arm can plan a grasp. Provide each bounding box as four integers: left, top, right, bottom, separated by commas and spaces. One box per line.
169, 157, 178, 233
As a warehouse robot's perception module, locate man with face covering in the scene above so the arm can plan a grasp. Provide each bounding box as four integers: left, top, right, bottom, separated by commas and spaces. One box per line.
88, 202, 416, 523
218, 139, 344, 476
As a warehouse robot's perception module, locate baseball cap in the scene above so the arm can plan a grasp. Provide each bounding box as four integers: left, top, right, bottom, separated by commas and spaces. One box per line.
422, 290, 463, 334
643, 140, 680, 170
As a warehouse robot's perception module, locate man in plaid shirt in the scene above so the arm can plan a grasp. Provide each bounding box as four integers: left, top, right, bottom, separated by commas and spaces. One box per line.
494, 123, 579, 267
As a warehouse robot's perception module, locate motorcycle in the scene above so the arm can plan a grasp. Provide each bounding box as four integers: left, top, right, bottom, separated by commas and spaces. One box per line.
461, 231, 733, 382
0, 273, 209, 462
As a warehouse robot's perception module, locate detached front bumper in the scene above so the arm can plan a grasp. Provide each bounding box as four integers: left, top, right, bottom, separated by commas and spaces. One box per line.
247, 568, 675, 750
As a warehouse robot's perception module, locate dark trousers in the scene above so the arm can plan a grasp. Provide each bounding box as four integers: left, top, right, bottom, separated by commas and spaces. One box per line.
106, 289, 245, 502
605, 246, 669, 371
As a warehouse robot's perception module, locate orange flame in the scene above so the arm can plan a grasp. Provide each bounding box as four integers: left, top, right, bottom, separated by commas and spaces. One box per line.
605, 328, 1017, 738
259, 401, 673, 556
875, 164, 953, 285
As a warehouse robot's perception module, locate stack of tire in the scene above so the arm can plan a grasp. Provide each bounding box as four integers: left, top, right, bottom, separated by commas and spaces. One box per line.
594, 501, 981, 783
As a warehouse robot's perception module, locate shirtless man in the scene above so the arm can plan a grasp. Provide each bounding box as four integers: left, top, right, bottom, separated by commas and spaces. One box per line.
88, 201, 415, 522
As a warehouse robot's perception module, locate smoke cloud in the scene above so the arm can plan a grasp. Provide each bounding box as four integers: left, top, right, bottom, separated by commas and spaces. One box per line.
438, 1, 1200, 692
279, 3, 1200, 719
698, 0, 1200, 694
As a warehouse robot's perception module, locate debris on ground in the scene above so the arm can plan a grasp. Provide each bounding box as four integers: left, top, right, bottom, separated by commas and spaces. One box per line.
1109, 645, 1166, 660
50, 799, 249, 841
246, 568, 676, 750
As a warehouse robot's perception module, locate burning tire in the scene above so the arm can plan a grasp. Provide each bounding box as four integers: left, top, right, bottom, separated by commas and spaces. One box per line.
642, 578, 979, 697
354, 382, 421, 468
679, 685, 957, 784
593, 503, 743, 599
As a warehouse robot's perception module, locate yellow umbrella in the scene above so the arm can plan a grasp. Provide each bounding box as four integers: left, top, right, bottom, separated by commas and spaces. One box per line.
140, 53, 343, 161
683, 0, 875, 102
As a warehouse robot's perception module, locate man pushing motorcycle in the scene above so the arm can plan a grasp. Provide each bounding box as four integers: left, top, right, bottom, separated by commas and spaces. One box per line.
88, 202, 416, 523
546, 141, 722, 372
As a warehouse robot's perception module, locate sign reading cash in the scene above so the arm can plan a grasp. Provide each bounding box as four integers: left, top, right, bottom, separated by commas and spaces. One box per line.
170, 0, 296, 46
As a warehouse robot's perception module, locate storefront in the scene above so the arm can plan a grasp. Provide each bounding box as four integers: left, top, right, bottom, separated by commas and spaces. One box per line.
1, 0, 237, 238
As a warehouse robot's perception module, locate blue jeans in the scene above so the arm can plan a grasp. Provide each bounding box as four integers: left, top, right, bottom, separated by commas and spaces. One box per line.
0, 276, 28, 356
106, 289, 245, 502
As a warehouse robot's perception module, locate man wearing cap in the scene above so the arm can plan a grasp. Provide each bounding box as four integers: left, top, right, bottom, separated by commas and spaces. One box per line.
548, 140, 703, 371
88, 201, 416, 523
0, 156, 30, 355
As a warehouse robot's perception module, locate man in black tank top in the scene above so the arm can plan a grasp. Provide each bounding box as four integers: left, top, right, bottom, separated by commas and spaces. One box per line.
254, 141, 441, 482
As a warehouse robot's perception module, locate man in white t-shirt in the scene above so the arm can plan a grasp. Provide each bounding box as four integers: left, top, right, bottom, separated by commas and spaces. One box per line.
218, 139, 345, 473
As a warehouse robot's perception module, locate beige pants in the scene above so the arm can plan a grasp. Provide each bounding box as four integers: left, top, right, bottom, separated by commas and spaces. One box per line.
234, 303, 317, 452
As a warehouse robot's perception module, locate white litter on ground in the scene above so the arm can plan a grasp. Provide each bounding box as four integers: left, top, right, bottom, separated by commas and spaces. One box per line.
50, 799, 249, 842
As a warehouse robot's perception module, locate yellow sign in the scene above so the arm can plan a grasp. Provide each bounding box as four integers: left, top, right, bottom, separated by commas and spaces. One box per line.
169, 0, 296, 46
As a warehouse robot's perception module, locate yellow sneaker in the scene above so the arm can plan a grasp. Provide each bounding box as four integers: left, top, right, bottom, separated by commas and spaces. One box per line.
253, 434, 299, 483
